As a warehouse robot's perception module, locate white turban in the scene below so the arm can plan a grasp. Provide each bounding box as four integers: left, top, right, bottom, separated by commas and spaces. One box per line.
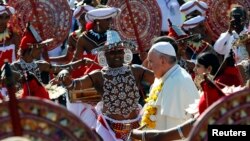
182, 15, 205, 30
180, 0, 208, 16
0, 5, 15, 15
150, 42, 176, 56
73, 5, 95, 19
85, 7, 121, 22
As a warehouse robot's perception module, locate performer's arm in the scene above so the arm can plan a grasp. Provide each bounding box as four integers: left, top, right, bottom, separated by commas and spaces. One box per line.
40, 58, 97, 74
49, 35, 75, 64
56, 70, 100, 90
72, 36, 85, 61
131, 118, 195, 141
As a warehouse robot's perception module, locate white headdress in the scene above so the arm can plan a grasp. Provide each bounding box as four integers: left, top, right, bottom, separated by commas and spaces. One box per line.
0, 5, 15, 15
73, 5, 95, 19
85, 7, 121, 22
180, 0, 208, 16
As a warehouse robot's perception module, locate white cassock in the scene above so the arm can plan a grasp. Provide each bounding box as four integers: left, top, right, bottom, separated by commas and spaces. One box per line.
151, 64, 199, 130
156, 0, 183, 32
213, 27, 249, 63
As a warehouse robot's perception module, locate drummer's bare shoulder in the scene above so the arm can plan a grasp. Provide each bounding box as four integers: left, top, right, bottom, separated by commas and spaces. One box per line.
131, 64, 154, 85
35, 60, 50, 71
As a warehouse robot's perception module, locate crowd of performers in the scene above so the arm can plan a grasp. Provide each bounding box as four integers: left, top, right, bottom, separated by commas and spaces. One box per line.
0, 0, 249, 140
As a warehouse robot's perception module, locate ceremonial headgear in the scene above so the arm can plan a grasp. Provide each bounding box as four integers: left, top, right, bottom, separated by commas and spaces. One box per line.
150, 42, 176, 57
73, 5, 95, 19
0, 4, 15, 15
180, 0, 208, 16
19, 23, 53, 50
85, 7, 121, 22
182, 15, 205, 30
91, 30, 136, 54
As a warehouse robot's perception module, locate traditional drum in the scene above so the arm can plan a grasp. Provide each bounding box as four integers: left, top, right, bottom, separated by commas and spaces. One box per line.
187, 89, 250, 141
0, 97, 101, 141
8, 0, 72, 51
107, 0, 162, 51
68, 88, 101, 104
201, 0, 250, 41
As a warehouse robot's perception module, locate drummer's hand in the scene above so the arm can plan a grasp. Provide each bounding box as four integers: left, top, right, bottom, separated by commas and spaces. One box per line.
56, 69, 73, 87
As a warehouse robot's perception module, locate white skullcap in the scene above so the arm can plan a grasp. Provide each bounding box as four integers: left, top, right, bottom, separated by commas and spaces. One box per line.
73, 5, 95, 19
180, 0, 208, 16
182, 15, 205, 30
150, 42, 176, 56
85, 7, 121, 22
0, 5, 15, 15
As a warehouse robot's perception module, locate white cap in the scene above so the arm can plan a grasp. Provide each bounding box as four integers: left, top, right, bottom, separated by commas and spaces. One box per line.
85, 7, 121, 22
0, 5, 15, 15
150, 42, 176, 56
73, 5, 95, 19
182, 15, 205, 30
180, 0, 208, 16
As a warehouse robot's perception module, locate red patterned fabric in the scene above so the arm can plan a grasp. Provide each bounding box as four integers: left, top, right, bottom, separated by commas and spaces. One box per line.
198, 66, 242, 114
107, 0, 162, 51
198, 80, 225, 114
202, 0, 250, 41
8, 0, 72, 51
22, 79, 49, 99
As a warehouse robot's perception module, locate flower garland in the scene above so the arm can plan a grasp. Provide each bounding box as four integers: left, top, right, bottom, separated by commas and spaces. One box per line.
140, 81, 163, 129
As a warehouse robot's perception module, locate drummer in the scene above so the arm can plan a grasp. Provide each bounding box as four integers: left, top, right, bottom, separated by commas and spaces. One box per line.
9, 23, 95, 100
53, 30, 155, 140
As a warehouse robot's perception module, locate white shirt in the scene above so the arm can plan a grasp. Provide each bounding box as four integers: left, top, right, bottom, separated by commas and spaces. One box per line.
213, 27, 249, 63
150, 64, 199, 130
156, 0, 183, 32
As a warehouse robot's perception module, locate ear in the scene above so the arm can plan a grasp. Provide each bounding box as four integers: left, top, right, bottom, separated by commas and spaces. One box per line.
207, 66, 213, 73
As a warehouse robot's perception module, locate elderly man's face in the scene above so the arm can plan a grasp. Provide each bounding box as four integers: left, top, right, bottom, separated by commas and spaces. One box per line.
147, 51, 166, 78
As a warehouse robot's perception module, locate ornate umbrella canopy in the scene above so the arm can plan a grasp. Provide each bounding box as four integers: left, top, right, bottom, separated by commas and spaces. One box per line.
8, 0, 72, 51
107, 0, 162, 51
187, 89, 250, 141
0, 97, 101, 141
202, 0, 250, 41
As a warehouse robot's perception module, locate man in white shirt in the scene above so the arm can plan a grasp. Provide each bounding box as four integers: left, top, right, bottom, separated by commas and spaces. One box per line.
214, 6, 249, 63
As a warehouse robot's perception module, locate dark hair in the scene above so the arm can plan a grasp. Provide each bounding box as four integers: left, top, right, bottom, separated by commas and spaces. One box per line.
230, 6, 247, 19
151, 36, 178, 55
197, 52, 220, 75
225, 49, 236, 67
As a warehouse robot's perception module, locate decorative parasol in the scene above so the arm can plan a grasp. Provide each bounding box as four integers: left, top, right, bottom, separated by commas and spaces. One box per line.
8, 0, 72, 52
107, 0, 162, 52
187, 88, 250, 141
201, 0, 250, 41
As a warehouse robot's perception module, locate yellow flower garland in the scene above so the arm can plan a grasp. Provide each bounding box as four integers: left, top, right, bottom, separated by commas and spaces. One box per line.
141, 81, 163, 129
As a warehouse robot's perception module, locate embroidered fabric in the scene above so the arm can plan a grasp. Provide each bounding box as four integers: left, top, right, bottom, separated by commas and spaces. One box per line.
102, 65, 140, 117
89, 30, 107, 40
17, 59, 42, 82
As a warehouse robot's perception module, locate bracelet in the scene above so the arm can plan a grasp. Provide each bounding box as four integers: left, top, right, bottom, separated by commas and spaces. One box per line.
177, 126, 185, 140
